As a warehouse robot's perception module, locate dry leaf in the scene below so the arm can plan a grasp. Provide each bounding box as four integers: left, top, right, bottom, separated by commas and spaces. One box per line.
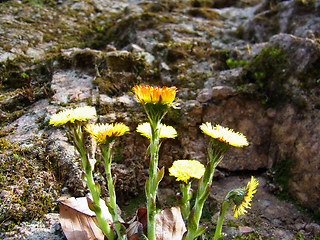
155, 207, 186, 240
59, 196, 112, 240
127, 207, 186, 240
59, 197, 186, 240
126, 208, 147, 240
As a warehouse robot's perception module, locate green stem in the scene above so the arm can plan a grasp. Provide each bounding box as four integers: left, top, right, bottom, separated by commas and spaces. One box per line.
71, 124, 114, 240
180, 182, 192, 220
185, 147, 225, 240
142, 104, 168, 240
147, 120, 160, 240
101, 144, 124, 240
213, 200, 232, 240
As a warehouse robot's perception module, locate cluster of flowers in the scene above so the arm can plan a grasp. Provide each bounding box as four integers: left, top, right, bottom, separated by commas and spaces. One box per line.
50, 85, 258, 240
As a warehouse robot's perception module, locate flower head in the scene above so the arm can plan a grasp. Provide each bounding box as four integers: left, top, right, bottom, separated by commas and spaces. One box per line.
136, 122, 177, 139
85, 123, 130, 145
132, 85, 177, 105
169, 160, 205, 183
233, 176, 259, 218
200, 122, 248, 147
49, 106, 96, 126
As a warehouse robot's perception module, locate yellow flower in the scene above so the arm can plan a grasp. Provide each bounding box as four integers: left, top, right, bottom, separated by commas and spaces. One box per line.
169, 160, 205, 183
233, 176, 259, 218
200, 122, 249, 147
136, 122, 177, 139
85, 123, 130, 145
132, 85, 177, 105
49, 106, 96, 126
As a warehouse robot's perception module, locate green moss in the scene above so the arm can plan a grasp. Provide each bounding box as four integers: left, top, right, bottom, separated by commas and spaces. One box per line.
190, 0, 219, 8
272, 156, 296, 200
226, 58, 250, 68
0, 57, 32, 89
239, 45, 289, 106
232, 232, 275, 240
0, 139, 61, 231
294, 0, 315, 8
187, 8, 222, 20
298, 56, 320, 89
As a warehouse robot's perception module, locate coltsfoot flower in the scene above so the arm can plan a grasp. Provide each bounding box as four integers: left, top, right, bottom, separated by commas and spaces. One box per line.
49, 106, 97, 126
233, 176, 259, 218
169, 160, 205, 183
85, 123, 130, 145
200, 122, 249, 147
136, 122, 177, 139
49, 106, 96, 126
132, 85, 177, 105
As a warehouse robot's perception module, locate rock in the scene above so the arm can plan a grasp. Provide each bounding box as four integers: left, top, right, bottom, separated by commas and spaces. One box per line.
3, 99, 49, 144
211, 0, 239, 9
242, 0, 320, 42
47, 129, 85, 196
61, 48, 102, 70
305, 223, 320, 236
269, 33, 320, 75
51, 70, 94, 104
239, 226, 254, 234
203, 96, 273, 171
211, 86, 237, 100
270, 104, 320, 212
196, 88, 212, 102
106, 51, 145, 72
0, 52, 16, 62
0, 213, 66, 240
26, 47, 45, 61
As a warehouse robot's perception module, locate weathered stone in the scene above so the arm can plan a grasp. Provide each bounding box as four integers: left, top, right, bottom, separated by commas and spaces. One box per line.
203, 96, 273, 171
305, 223, 320, 236
106, 50, 146, 72
242, 0, 320, 42
196, 88, 212, 102
211, 85, 237, 100
269, 104, 320, 212
51, 70, 94, 104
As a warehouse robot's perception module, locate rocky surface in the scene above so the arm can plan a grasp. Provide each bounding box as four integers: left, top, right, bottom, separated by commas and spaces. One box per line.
1, 0, 320, 239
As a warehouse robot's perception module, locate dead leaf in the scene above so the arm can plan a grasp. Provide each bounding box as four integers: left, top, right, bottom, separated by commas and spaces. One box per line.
155, 207, 186, 240
126, 208, 146, 240
59, 197, 186, 240
127, 207, 186, 240
59, 196, 112, 240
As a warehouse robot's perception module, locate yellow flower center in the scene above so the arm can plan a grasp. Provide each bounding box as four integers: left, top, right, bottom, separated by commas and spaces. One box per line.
85, 123, 130, 145
169, 160, 205, 183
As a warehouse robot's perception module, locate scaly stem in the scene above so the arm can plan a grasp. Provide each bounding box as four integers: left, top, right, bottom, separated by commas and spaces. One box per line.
146, 119, 160, 240
101, 144, 125, 240
180, 182, 192, 220
71, 124, 114, 240
185, 141, 226, 240
213, 200, 231, 240
143, 103, 168, 240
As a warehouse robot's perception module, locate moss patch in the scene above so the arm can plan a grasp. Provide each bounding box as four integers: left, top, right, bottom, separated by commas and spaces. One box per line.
272, 156, 296, 200
0, 139, 61, 231
232, 232, 276, 239
239, 45, 289, 106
